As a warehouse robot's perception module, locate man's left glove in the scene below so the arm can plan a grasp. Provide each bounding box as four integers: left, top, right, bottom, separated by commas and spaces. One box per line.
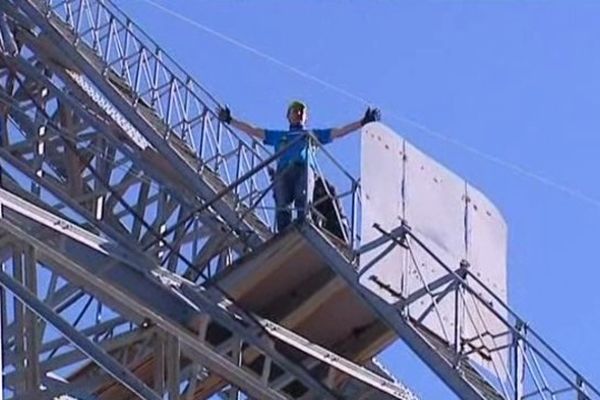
217, 106, 232, 124
360, 107, 381, 126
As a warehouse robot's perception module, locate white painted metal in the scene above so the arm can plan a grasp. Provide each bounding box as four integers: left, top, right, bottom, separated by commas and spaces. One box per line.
464, 183, 509, 374
360, 122, 508, 373
402, 139, 466, 342
465, 184, 507, 302
0, 0, 595, 398
359, 123, 405, 304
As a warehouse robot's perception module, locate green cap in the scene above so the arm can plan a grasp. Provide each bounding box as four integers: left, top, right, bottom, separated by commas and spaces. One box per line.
287, 100, 307, 113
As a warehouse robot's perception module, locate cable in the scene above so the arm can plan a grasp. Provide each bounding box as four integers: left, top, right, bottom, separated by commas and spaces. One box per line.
136, 0, 600, 210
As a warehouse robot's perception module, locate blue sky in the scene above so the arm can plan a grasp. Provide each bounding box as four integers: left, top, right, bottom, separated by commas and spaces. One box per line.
116, 1, 600, 398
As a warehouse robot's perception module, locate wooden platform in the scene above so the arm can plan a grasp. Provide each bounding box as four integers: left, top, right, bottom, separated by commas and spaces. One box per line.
211, 227, 394, 361
71, 225, 396, 399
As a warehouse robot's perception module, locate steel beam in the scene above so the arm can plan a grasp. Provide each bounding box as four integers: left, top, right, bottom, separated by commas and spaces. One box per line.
15, 0, 269, 249
0, 268, 162, 400
180, 284, 339, 400
4, 326, 154, 387
0, 51, 241, 285
0, 188, 336, 399
0, 220, 288, 400
258, 316, 417, 399
300, 222, 491, 400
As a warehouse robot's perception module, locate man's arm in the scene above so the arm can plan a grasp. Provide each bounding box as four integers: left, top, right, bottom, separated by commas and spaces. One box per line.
230, 118, 265, 141
217, 106, 265, 141
330, 107, 381, 140
330, 120, 363, 139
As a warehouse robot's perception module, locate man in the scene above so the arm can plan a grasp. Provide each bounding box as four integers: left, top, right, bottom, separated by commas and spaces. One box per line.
217, 101, 380, 232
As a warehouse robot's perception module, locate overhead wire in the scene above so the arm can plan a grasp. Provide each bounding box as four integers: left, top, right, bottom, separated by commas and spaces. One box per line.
137, 0, 600, 210
7, 4, 592, 393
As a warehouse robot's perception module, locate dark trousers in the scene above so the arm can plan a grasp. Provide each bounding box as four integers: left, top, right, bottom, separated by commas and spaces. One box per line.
273, 163, 315, 232
313, 176, 348, 241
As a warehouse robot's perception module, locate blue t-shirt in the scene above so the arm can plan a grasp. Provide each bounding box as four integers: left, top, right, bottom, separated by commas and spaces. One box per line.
264, 125, 333, 169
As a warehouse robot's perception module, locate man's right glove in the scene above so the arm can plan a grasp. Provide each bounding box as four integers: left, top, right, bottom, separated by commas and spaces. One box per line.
360, 107, 381, 126
217, 106, 232, 124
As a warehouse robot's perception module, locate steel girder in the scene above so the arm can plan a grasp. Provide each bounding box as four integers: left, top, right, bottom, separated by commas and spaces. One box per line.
12, 0, 596, 399
0, 187, 417, 399
9, 0, 273, 250
0, 36, 243, 284
0, 188, 292, 399
300, 222, 599, 400
0, 5, 420, 399
6, 1, 593, 400
0, 0, 284, 296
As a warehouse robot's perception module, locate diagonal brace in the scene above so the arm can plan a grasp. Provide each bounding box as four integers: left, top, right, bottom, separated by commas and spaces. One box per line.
0, 268, 162, 400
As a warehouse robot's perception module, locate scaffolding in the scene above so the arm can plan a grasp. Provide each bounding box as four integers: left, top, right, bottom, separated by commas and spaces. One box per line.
0, 1, 596, 399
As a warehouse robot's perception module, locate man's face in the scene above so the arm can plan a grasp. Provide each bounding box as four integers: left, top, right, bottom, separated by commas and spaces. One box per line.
287, 106, 307, 125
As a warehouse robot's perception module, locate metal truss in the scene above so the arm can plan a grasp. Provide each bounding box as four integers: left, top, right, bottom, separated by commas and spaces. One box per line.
0, 188, 417, 399
0, 46, 240, 284
6, 0, 275, 247
0, 0, 596, 400
0, 2, 416, 398
0, 14, 273, 293
300, 222, 599, 400
0, 0, 287, 319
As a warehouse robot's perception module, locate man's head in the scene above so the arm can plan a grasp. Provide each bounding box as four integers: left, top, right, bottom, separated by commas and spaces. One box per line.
287, 100, 307, 126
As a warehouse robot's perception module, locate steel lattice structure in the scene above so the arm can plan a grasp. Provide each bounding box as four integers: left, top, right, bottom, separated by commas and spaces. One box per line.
0, 0, 597, 399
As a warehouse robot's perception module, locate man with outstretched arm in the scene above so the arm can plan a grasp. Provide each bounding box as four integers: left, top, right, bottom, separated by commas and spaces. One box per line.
217, 101, 381, 232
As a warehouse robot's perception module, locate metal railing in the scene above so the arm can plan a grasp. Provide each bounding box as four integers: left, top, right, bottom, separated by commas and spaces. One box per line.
143, 131, 363, 279
367, 224, 599, 400
22, 0, 364, 254
35, 0, 276, 227
16, 2, 598, 399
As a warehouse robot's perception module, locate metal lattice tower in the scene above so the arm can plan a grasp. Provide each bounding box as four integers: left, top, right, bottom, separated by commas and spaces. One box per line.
0, 1, 596, 399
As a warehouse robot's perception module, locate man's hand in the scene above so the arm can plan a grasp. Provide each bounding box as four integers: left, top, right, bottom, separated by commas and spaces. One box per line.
217, 106, 265, 140
360, 107, 381, 126
331, 107, 381, 139
217, 106, 232, 124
